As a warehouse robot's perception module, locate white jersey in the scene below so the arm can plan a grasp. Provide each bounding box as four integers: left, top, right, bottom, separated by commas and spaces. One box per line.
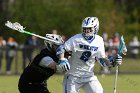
64, 34, 106, 77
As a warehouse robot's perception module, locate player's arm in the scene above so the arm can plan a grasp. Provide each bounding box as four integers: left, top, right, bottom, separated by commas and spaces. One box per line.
56, 36, 74, 59
56, 45, 72, 58
97, 37, 122, 67
58, 36, 75, 59
55, 45, 71, 72
39, 56, 70, 72
98, 55, 122, 67
39, 56, 56, 70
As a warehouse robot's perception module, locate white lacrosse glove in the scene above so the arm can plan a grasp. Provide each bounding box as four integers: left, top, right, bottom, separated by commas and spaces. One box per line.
115, 54, 122, 65
56, 58, 70, 72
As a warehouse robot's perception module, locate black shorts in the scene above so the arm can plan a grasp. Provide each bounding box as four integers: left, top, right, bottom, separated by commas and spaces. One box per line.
18, 82, 50, 93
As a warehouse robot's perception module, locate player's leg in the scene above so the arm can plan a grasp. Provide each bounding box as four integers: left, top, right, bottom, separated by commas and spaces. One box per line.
63, 74, 83, 93
18, 83, 50, 93
82, 79, 104, 93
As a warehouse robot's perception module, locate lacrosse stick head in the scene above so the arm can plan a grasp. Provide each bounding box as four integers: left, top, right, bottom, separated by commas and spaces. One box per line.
5, 21, 25, 33
118, 35, 127, 55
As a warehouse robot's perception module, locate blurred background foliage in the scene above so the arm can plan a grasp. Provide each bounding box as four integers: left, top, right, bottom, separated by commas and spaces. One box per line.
0, 0, 140, 43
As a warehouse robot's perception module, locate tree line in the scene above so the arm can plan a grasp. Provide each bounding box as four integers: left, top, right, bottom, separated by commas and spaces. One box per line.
0, 0, 139, 43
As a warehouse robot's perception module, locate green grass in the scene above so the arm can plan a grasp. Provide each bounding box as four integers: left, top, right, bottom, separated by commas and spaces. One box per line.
49, 74, 140, 93
0, 74, 140, 93
0, 75, 19, 93
0, 52, 140, 93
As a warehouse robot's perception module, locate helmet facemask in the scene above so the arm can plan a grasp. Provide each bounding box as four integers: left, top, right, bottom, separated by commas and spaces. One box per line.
44, 41, 59, 52
83, 27, 96, 36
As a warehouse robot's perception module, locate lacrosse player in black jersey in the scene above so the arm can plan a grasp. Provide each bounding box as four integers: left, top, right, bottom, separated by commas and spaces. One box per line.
18, 34, 70, 93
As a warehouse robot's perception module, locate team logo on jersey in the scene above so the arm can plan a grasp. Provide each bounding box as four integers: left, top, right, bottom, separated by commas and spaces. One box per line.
79, 44, 98, 51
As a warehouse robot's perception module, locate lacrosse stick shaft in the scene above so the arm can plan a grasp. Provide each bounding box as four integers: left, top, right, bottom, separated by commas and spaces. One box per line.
24, 31, 61, 44
113, 65, 119, 93
24, 31, 46, 40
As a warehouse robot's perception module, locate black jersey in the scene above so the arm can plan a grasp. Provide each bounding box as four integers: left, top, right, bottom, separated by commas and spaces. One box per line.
18, 48, 59, 85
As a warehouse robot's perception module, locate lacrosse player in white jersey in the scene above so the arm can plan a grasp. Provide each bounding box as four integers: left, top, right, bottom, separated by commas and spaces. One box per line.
57, 17, 122, 93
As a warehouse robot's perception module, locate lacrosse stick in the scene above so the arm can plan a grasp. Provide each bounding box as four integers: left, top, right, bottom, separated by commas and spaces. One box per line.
113, 35, 127, 93
5, 21, 62, 45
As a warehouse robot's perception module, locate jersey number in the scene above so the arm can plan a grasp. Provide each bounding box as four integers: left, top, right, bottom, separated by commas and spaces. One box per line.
80, 51, 91, 62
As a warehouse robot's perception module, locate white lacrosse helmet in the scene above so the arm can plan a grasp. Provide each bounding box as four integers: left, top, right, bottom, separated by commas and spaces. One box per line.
82, 17, 99, 39
44, 34, 64, 50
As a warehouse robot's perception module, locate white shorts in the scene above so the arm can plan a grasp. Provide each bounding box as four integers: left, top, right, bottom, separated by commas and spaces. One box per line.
63, 74, 104, 93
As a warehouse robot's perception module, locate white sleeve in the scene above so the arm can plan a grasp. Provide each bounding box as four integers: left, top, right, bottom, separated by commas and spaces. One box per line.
64, 36, 74, 52
39, 56, 54, 67
97, 38, 106, 58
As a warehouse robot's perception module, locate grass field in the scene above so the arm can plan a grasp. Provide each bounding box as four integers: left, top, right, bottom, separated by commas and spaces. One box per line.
0, 74, 140, 93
